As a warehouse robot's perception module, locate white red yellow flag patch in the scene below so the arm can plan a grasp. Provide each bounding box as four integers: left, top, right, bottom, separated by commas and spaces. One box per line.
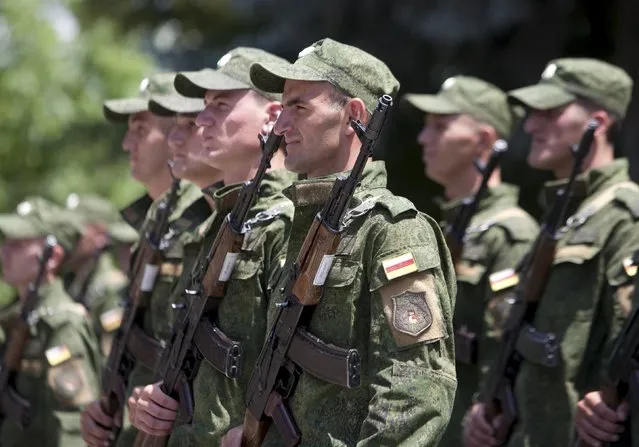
489, 268, 520, 292
623, 257, 637, 277
100, 308, 124, 332
45, 345, 72, 367
382, 252, 418, 281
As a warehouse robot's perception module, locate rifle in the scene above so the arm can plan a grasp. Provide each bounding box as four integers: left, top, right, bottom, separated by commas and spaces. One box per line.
481, 119, 599, 444
444, 139, 508, 264
573, 259, 639, 447
241, 95, 393, 447
133, 129, 284, 447
0, 235, 56, 428
98, 176, 180, 443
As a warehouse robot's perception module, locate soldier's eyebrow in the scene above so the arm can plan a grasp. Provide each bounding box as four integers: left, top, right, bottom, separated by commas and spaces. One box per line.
284, 96, 305, 108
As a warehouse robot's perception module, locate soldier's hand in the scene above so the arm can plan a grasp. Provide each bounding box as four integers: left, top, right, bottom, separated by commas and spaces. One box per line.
463, 402, 498, 447
129, 382, 178, 436
81, 400, 121, 447
127, 386, 143, 424
220, 425, 243, 447
575, 391, 627, 446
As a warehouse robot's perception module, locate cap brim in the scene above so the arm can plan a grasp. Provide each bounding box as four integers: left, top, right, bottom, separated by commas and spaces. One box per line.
0, 215, 42, 240
508, 84, 576, 110
403, 94, 463, 114
148, 94, 205, 117
250, 61, 325, 93
108, 222, 139, 244
103, 98, 148, 122
174, 71, 250, 98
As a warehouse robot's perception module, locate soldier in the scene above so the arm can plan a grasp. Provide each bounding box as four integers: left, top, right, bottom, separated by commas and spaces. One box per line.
463, 59, 639, 447
405, 76, 539, 446
218, 37, 457, 446
63, 193, 139, 357
0, 197, 101, 446
80, 74, 216, 446
126, 48, 296, 445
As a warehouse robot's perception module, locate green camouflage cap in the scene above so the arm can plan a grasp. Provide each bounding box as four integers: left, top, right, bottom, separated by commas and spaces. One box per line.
0, 197, 83, 253
174, 47, 288, 101
103, 72, 177, 122
148, 93, 205, 117
405, 76, 514, 137
250, 38, 400, 111
508, 58, 633, 118
65, 193, 139, 244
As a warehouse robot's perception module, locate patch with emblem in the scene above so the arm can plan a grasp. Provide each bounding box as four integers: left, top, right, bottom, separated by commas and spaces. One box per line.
47, 359, 94, 407
392, 291, 432, 336
489, 268, 519, 292
382, 252, 418, 281
100, 308, 124, 333
623, 257, 637, 277
45, 345, 72, 367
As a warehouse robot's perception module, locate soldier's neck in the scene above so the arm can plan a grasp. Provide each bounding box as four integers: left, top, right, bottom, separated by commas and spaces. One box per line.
146, 170, 174, 200
443, 168, 501, 201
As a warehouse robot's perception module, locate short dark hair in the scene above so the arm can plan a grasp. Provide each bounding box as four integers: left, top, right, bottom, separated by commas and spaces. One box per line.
577, 98, 621, 145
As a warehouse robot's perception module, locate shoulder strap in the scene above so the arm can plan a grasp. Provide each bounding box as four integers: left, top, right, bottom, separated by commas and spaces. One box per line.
567, 181, 639, 229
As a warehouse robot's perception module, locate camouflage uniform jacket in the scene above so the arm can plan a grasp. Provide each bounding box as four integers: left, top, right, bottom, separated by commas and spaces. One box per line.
440, 183, 538, 447
0, 278, 101, 447
63, 252, 128, 358
116, 180, 210, 447
260, 160, 458, 447
507, 159, 639, 447
168, 169, 295, 446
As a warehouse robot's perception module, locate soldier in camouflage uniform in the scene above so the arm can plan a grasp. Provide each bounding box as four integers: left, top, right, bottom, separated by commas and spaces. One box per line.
126, 47, 297, 446
463, 59, 639, 447
62, 193, 139, 357
81, 74, 217, 447
0, 197, 101, 446
405, 76, 539, 446
216, 38, 457, 447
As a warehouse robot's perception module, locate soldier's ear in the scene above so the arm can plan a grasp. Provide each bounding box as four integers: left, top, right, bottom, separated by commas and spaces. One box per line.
262, 101, 282, 137
344, 98, 367, 136
589, 110, 611, 140
47, 243, 66, 274
477, 125, 498, 156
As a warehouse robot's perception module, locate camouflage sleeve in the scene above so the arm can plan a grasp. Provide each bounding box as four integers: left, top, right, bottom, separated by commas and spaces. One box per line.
477, 222, 537, 388
357, 213, 457, 446
43, 321, 101, 446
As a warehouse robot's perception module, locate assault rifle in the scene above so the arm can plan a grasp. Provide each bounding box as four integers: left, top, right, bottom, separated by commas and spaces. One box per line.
444, 139, 508, 264
241, 95, 393, 447
133, 129, 284, 447
481, 120, 599, 444
0, 235, 56, 428
98, 176, 180, 443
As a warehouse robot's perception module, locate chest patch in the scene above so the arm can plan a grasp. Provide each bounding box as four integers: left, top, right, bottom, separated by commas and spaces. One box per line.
392, 291, 432, 336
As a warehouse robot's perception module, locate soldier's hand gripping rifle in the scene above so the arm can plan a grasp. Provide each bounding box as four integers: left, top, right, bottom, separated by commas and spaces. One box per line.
444, 139, 508, 264
0, 235, 56, 428
98, 175, 180, 443
481, 119, 599, 445
241, 95, 393, 447
133, 129, 284, 447
573, 257, 639, 447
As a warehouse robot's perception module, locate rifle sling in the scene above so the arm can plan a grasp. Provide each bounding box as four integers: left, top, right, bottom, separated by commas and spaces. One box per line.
193, 318, 242, 379
0, 384, 30, 428
126, 324, 164, 371
454, 329, 478, 365
515, 324, 559, 368
287, 327, 361, 389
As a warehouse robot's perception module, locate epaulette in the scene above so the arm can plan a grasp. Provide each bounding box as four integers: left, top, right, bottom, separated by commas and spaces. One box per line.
467, 208, 535, 242
242, 201, 294, 232
120, 194, 154, 232
566, 181, 639, 230
613, 184, 639, 219
29, 302, 88, 329
371, 194, 418, 220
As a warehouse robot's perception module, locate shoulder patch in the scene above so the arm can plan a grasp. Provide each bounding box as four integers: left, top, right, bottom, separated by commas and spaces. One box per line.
392, 291, 432, 336
100, 308, 124, 332
382, 252, 418, 280
45, 344, 72, 366
623, 256, 638, 278
489, 268, 519, 292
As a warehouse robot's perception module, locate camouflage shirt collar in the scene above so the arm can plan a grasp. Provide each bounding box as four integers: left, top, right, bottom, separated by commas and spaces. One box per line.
440, 183, 520, 223
283, 160, 388, 207
542, 158, 629, 209
34, 277, 67, 309
201, 180, 224, 201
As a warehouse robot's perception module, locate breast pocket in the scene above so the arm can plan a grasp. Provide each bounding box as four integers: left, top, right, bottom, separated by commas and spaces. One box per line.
309, 258, 361, 344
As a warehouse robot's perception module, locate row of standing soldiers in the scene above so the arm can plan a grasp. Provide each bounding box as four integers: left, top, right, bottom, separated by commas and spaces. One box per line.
0, 37, 638, 446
